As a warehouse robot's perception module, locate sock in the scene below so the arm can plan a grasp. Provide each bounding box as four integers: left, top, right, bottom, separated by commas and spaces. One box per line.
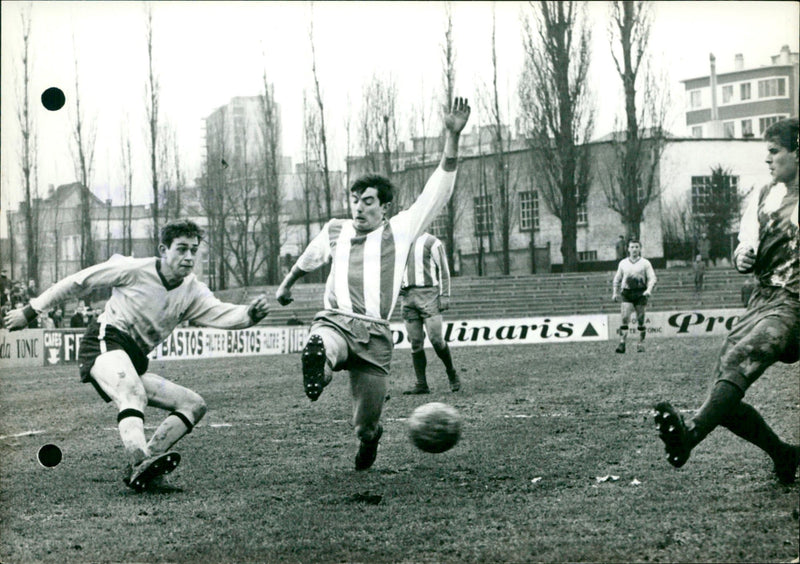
117, 409, 148, 464
411, 350, 428, 386
433, 343, 456, 375
720, 401, 794, 463
689, 380, 744, 447
638, 326, 646, 342
619, 325, 628, 343
147, 412, 193, 455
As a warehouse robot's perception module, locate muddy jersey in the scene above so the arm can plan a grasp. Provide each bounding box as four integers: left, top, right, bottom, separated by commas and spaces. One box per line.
734, 180, 799, 294
613, 257, 657, 294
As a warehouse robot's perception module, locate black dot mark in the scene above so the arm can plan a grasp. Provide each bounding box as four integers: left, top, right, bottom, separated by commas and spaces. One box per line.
41, 87, 65, 111
38, 444, 62, 468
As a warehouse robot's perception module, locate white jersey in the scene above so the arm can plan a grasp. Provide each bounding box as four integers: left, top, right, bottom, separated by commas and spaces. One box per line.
295, 165, 457, 320
401, 233, 450, 296
29, 255, 254, 354
613, 257, 657, 294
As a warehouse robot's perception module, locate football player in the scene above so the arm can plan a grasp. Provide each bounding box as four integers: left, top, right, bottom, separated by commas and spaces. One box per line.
275, 97, 470, 471
654, 117, 799, 484
4, 219, 270, 491
612, 239, 657, 353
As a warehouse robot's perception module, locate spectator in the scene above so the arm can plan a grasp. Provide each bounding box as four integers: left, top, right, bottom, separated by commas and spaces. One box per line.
693, 253, 706, 297
50, 306, 65, 328
697, 232, 712, 267
0, 269, 11, 306
26, 279, 38, 300
286, 313, 305, 326
615, 235, 627, 261
70, 308, 86, 328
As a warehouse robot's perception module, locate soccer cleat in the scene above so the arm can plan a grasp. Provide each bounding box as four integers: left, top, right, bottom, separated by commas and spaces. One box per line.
402, 383, 431, 395
654, 402, 692, 468
355, 425, 383, 471
125, 451, 181, 492
637, 342, 645, 353
302, 335, 331, 401
615, 342, 626, 354
447, 370, 461, 392
773, 445, 800, 485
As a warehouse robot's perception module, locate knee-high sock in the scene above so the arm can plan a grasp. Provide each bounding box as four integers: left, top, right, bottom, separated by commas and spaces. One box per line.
411, 350, 427, 385
147, 412, 193, 455
433, 343, 456, 374
117, 409, 148, 464
619, 325, 628, 343
720, 401, 793, 462
689, 380, 744, 447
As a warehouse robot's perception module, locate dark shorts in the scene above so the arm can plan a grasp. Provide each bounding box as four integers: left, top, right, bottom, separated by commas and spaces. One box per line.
401, 286, 441, 322
715, 285, 800, 392
621, 288, 648, 306
78, 320, 150, 402
310, 311, 392, 378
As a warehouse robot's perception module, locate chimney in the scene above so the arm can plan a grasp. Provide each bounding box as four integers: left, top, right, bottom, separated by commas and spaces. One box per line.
709, 53, 722, 137
734, 53, 744, 71
780, 44, 790, 64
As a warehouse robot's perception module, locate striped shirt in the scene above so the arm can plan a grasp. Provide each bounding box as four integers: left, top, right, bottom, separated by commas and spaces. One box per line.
401, 233, 450, 296
295, 165, 457, 320
29, 255, 255, 355
734, 180, 799, 294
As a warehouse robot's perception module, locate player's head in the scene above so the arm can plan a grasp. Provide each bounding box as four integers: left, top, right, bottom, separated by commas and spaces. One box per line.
158, 219, 204, 280
627, 239, 642, 258
764, 117, 799, 184
349, 174, 395, 232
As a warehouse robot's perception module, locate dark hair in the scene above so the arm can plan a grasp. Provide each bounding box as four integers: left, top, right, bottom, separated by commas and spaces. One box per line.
627, 239, 641, 247
350, 174, 395, 205
764, 117, 799, 153
160, 219, 204, 248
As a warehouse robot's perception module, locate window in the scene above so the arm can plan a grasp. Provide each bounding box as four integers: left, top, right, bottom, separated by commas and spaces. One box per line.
473, 195, 494, 237
577, 250, 597, 262
722, 85, 733, 103
577, 202, 588, 226
428, 212, 449, 240
689, 90, 702, 109
519, 191, 539, 231
62, 235, 80, 261
692, 126, 703, 138
691, 174, 739, 218
723, 121, 735, 138
759, 115, 784, 134
740, 82, 751, 100
757, 78, 786, 98
741, 119, 753, 137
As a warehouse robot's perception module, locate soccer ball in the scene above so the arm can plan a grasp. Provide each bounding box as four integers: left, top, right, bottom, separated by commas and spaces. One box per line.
408, 402, 461, 453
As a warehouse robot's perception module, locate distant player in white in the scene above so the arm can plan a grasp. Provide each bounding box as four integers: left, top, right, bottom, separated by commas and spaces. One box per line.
275, 97, 471, 471
4, 220, 270, 491
612, 239, 657, 353
400, 232, 460, 394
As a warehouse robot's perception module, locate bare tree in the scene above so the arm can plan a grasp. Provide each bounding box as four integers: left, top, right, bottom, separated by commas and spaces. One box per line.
258, 71, 283, 284
519, 0, 594, 272
71, 40, 97, 268
200, 109, 231, 290
440, 1, 459, 270
485, 6, 512, 274
16, 7, 40, 285
359, 73, 398, 178
144, 4, 160, 251
308, 10, 334, 221
602, 0, 669, 240
120, 122, 134, 256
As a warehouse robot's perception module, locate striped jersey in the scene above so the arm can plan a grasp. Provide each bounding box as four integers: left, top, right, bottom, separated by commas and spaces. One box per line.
401, 233, 450, 296
295, 165, 457, 320
613, 257, 657, 293
29, 255, 255, 354
734, 179, 798, 294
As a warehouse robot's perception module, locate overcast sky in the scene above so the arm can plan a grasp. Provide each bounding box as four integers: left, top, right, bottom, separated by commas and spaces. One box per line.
1, 1, 798, 233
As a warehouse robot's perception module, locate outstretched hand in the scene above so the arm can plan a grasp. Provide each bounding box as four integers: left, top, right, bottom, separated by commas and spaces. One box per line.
247, 294, 270, 323
3, 307, 30, 331
444, 97, 470, 135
